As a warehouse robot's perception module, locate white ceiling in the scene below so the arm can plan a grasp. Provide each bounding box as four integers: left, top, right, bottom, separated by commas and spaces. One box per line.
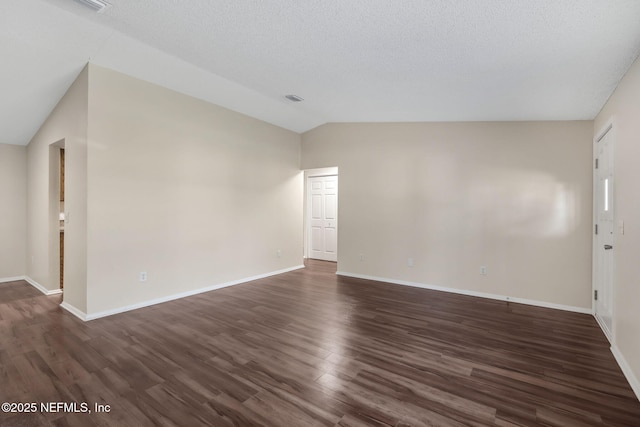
3, 0, 640, 146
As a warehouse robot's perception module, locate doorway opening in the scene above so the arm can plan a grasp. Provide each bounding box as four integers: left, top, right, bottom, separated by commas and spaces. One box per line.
304, 167, 338, 263
49, 140, 65, 292
59, 148, 65, 289
593, 122, 614, 340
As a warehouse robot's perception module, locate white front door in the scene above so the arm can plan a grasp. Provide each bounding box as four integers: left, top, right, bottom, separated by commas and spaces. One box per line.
594, 126, 614, 339
309, 175, 338, 262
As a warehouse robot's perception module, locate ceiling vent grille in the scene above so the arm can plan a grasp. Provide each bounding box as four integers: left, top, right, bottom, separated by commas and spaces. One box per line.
285, 94, 304, 102
74, 0, 111, 13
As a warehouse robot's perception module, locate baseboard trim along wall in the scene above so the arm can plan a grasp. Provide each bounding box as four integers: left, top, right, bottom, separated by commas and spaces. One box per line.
611, 345, 640, 402
60, 301, 87, 321
24, 276, 63, 296
1, 275, 63, 295
336, 271, 593, 315
0, 276, 26, 284
61, 265, 306, 322
593, 312, 613, 343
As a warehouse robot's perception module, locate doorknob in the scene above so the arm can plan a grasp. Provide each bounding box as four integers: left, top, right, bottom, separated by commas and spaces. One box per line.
604, 245, 613, 250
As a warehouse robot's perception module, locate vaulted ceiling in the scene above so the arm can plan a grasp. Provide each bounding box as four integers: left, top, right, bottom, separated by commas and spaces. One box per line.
3, 0, 640, 146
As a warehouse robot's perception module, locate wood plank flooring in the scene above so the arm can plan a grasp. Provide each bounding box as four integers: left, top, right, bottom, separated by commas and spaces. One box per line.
1, 260, 639, 426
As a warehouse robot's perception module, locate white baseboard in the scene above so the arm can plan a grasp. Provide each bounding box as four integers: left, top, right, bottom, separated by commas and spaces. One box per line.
611, 345, 640, 402
84, 264, 305, 321
0, 276, 25, 284
593, 313, 613, 343
24, 276, 63, 296
60, 302, 88, 321
505, 295, 593, 314
1, 275, 62, 296
336, 271, 593, 315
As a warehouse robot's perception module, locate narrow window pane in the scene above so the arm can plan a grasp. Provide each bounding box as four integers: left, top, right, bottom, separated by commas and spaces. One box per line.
604, 178, 609, 212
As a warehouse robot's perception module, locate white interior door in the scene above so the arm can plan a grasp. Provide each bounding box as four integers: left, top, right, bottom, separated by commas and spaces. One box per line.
309, 175, 338, 262
594, 127, 614, 339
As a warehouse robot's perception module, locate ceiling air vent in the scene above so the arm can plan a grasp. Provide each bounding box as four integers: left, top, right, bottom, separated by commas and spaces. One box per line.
285, 94, 304, 102
74, 0, 111, 13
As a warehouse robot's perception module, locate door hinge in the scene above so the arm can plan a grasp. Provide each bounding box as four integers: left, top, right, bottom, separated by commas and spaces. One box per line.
594, 290, 598, 301
595, 224, 598, 235
595, 158, 599, 169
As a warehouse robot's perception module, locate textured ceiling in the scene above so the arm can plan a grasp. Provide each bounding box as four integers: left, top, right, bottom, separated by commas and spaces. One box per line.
3, 0, 640, 145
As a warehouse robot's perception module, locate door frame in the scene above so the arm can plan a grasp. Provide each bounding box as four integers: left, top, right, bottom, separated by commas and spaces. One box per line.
593, 120, 615, 342
303, 167, 338, 260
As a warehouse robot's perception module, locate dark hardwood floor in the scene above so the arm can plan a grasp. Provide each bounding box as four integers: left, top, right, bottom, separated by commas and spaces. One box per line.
1, 260, 639, 426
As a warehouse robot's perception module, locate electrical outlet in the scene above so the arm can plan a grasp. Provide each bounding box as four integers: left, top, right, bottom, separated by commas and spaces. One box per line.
139, 272, 148, 282
480, 266, 487, 275
407, 258, 414, 267
276, 249, 282, 258
359, 253, 365, 262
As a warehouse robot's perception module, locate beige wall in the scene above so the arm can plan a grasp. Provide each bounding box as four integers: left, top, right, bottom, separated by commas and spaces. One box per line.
595, 55, 640, 392
26, 67, 88, 310
302, 121, 593, 309
0, 144, 27, 279
85, 65, 303, 315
